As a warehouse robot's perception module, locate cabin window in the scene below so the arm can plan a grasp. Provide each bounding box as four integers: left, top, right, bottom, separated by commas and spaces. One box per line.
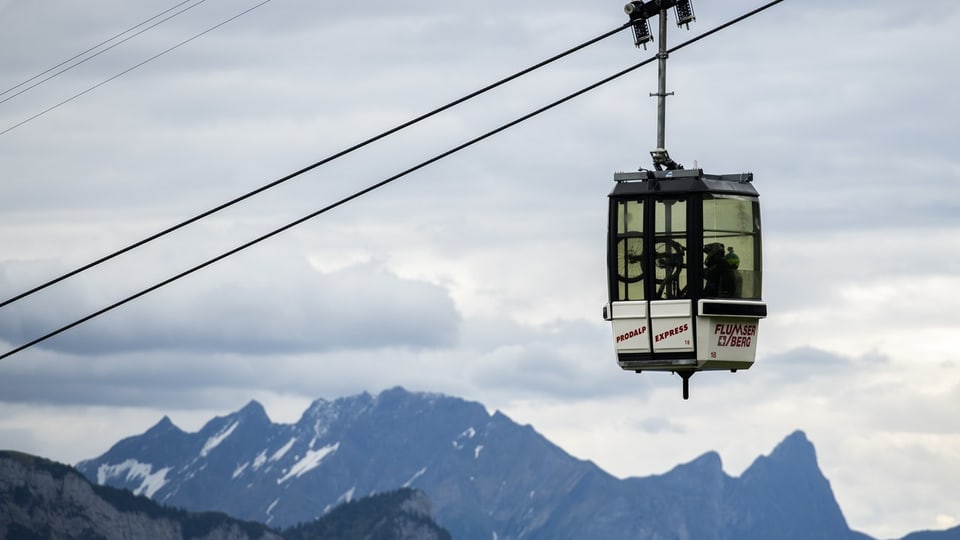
614, 199, 644, 301
653, 198, 689, 299
702, 194, 762, 299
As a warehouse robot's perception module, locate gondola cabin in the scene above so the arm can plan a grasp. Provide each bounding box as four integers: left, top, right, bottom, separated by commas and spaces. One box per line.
603, 168, 767, 398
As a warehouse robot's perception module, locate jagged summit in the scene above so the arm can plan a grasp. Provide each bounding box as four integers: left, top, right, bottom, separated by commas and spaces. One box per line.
768, 429, 818, 466
296, 391, 371, 425
662, 449, 724, 479
145, 415, 181, 435
741, 429, 822, 482
732, 430, 864, 540
238, 399, 270, 422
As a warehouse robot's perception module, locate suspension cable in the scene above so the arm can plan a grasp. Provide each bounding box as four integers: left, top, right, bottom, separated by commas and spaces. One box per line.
0, 23, 631, 310
0, 0, 209, 104
0, 0, 275, 137
0, 0, 785, 361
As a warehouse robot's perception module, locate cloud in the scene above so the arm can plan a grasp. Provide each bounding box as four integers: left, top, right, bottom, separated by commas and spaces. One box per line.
632, 416, 686, 435
0, 256, 460, 356
470, 324, 641, 401
0, 315, 626, 410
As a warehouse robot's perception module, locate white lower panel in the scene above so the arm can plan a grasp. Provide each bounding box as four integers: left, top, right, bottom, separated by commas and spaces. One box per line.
651, 317, 694, 353
696, 316, 760, 365
611, 318, 650, 354
650, 300, 694, 353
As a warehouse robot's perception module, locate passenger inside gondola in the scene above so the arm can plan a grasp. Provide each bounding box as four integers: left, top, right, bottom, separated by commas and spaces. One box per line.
703, 242, 741, 298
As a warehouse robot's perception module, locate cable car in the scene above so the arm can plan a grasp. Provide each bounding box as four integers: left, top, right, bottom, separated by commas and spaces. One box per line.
604, 0, 766, 398
602, 168, 766, 398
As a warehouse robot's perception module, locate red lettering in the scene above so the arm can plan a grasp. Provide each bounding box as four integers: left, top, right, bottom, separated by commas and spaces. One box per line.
655, 323, 690, 343
616, 326, 647, 343
714, 323, 757, 337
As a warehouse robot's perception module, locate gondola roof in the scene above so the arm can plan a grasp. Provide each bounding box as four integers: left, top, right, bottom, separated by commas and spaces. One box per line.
611, 169, 759, 197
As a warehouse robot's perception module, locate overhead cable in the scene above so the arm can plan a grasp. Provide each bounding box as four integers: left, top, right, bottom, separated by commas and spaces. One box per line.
0, 0, 208, 104
0, 0, 786, 361
0, 22, 632, 310
0, 0, 275, 137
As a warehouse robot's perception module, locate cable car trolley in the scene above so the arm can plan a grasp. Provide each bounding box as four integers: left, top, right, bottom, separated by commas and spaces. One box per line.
603, 0, 767, 399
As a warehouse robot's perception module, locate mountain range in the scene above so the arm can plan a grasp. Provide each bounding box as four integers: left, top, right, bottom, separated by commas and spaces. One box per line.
72, 387, 958, 540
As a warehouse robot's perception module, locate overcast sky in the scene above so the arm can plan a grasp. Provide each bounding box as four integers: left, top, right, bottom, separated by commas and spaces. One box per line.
1, 0, 959, 537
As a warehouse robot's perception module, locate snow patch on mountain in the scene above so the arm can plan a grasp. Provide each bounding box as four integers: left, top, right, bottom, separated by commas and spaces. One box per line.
277, 442, 339, 484
403, 467, 427, 488
265, 497, 280, 525
270, 438, 296, 462
200, 421, 238, 458
453, 427, 478, 450
251, 450, 268, 470
96, 459, 171, 498
340, 486, 356, 504
305, 402, 337, 447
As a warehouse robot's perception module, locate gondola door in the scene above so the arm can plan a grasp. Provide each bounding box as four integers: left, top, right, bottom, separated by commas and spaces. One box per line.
647, 196, 695, 360
607, 197, 651, 358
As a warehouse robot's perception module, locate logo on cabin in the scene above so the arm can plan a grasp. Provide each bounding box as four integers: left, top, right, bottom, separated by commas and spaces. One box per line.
713, 323, 757, 348
616, 326, 647, 343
